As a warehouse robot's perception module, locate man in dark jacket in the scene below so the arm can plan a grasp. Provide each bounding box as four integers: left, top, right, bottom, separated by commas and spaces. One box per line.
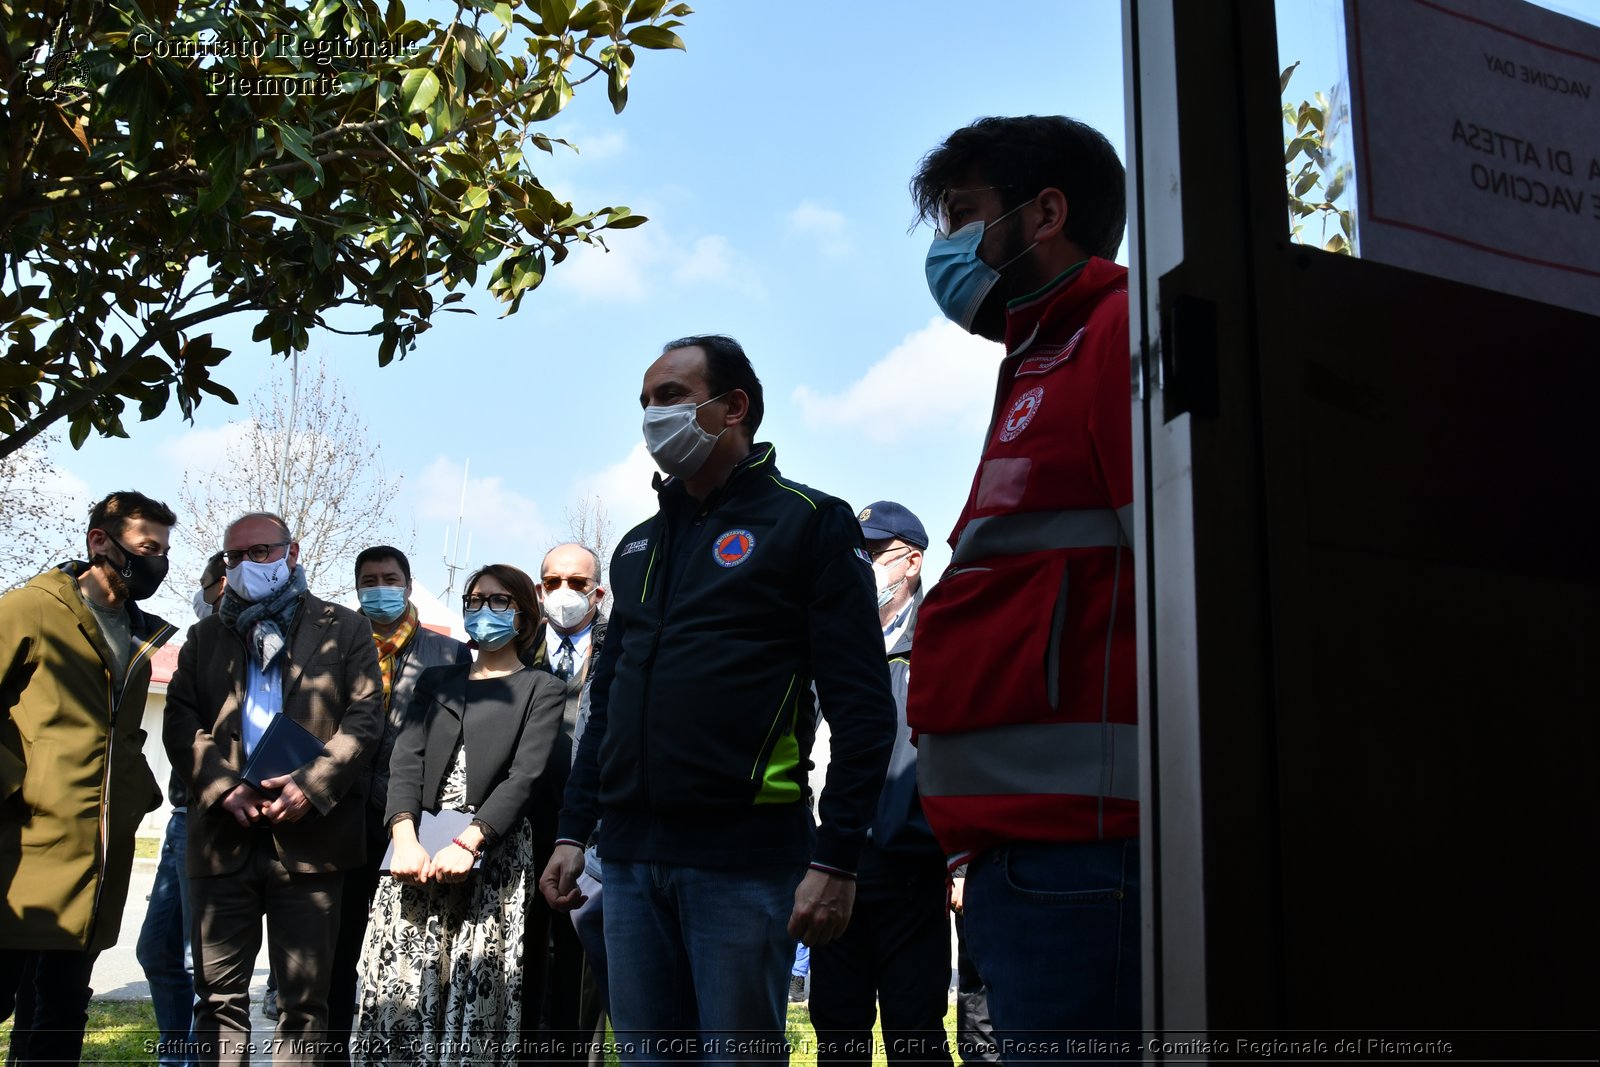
528, 541, 608, 1066
322, 545, 469, 1062
811, 501, 951, 1067
1, 491, 178, 1066
541, 334, 895, 1062
163, 512, 382, 1067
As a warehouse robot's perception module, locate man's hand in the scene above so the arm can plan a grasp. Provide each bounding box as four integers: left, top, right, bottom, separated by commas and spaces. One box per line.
788, 868, 856, 947
950, 874, 966, 915
538, 843, 588, 911
221, 782, 270, 828
388, 839, 430, 885
427, 842, 477, 884
258, 775, 312, 823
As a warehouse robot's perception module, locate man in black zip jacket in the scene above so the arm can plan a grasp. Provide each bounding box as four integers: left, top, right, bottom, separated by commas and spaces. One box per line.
541, 334, 895, 1064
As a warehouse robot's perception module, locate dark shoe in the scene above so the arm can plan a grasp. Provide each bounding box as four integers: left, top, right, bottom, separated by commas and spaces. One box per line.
788, 975, 807, 1003
262, 988, 282, 1021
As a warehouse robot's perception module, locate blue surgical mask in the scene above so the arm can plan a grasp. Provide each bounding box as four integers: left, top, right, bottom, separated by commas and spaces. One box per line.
358, 586, 408, 625
464, 606, 519, 651
924, 200, 1036, 333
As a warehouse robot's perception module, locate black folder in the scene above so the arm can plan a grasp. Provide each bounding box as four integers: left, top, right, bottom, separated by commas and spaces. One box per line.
378, 810, 483, 873
239, 714, 327, 799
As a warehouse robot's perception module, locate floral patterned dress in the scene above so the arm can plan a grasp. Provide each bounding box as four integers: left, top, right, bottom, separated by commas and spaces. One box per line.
354, 739, 535, 1065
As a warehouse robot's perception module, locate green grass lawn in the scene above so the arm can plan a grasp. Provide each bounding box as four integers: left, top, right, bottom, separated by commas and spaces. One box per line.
3, 999, 959, 1064
134, 835, 161, 860
0, 1000, 160, 1063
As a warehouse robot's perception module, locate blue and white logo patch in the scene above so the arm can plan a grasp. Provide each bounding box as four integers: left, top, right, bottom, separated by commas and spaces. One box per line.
853, 547, 872, 566
712, 529, 756, 568
621, 538, 650, 557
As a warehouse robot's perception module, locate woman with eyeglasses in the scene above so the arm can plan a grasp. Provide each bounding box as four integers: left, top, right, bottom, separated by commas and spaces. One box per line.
354, 564, 565, 1064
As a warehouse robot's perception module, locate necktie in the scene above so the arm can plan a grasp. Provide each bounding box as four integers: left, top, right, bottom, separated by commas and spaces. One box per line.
553, 636, 577, 680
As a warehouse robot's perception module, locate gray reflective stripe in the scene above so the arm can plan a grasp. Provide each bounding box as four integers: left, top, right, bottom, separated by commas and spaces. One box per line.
952, 508, 1126, 565
918, 722, 1139, 801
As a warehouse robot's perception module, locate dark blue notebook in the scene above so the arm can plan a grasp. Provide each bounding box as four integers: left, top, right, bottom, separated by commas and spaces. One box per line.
240, 714, 327, 799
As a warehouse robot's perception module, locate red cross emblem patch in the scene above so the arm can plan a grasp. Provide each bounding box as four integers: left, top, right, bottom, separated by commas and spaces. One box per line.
999, 386, 1044, 443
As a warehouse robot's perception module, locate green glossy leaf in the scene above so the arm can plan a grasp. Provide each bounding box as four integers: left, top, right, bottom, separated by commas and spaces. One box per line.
0, 360, 45, 389
68, 412, 91, 449
1280, 61, 1299, 93
277, 124, 324, 185
399, 68, 441, 114
460, 28, 488, 71
626, 25, 685, 49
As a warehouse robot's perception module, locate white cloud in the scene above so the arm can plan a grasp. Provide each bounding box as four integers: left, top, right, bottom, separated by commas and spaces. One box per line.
791, 317, 1002, 444
570, 441, 662, 537
412, 456, 556, 574
786, 201, 853, 259
555, 228, 657, 302
572, 128, 628, 161
552, 227, 763, 303
160, 419, 257, 476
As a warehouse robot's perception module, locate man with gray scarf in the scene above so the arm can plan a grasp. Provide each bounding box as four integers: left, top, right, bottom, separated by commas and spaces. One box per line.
164, 512, 382, 1066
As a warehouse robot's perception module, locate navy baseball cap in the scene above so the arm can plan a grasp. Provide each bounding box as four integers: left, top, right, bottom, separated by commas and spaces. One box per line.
856, 501, 929, 549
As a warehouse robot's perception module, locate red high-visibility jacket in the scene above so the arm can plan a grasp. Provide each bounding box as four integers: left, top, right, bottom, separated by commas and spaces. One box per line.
908, 258, 1139, 861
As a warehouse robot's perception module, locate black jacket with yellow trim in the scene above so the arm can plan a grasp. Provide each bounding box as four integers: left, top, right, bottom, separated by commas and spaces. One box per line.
557, 443, 894, 874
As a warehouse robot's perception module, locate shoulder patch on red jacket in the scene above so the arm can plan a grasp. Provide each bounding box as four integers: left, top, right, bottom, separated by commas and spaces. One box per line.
1015, 326, 1085, 378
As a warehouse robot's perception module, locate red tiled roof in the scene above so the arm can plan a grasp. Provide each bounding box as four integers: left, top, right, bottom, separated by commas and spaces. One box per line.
150, 642, 182, 686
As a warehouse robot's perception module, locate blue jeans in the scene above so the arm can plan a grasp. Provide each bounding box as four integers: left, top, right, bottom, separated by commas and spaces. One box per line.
963, 839, 1140, 1063
136, 811, 194, 1067
604, 859, 805, 1065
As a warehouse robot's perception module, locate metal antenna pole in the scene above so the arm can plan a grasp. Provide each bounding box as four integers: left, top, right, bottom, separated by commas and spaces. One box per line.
275, 352, 300, 516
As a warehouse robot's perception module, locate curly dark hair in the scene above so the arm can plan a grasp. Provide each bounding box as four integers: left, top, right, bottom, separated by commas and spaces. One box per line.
910, 115, 1126, 261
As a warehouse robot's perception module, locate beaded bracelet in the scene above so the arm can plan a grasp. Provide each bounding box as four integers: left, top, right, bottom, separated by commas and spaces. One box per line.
451, 837, 483, 859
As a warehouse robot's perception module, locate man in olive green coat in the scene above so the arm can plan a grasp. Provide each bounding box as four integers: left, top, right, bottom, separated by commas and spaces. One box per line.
0, 490, 178, 1065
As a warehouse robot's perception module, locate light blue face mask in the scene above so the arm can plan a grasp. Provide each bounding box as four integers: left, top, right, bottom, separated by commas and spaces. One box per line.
924, 200, 1036, 333
358, 585, 408, 625
464, 606, 519, 651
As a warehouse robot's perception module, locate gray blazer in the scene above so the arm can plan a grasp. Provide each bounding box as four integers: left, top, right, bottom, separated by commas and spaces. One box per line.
383, 663, 565, 839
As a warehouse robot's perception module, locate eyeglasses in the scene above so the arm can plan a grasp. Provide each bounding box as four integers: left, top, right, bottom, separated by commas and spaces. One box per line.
222, 541, 292, 566
936, 184, 1017, 233
463, 593, 516, 612
541, 575, 595, 594
869, 547, 914, 565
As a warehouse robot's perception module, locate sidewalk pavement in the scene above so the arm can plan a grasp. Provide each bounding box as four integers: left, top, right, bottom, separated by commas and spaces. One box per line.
93, 861, 280, 1037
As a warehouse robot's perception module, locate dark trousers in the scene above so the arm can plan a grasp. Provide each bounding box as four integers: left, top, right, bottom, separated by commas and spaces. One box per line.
189, 836, 343, 1067
542, 909, 592, 1065
810, 858, 953, 1067
953, 911, 1000, 1065
320, 813, 385, 1066
516, 883, 554, 1067
0, 947, 100, 1066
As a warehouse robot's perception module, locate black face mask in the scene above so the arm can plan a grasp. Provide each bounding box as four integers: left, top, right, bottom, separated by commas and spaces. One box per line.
99, 532, 169, 601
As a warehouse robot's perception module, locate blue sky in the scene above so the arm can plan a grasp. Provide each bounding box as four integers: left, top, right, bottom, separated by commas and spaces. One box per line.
25, 0, 1599, 628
